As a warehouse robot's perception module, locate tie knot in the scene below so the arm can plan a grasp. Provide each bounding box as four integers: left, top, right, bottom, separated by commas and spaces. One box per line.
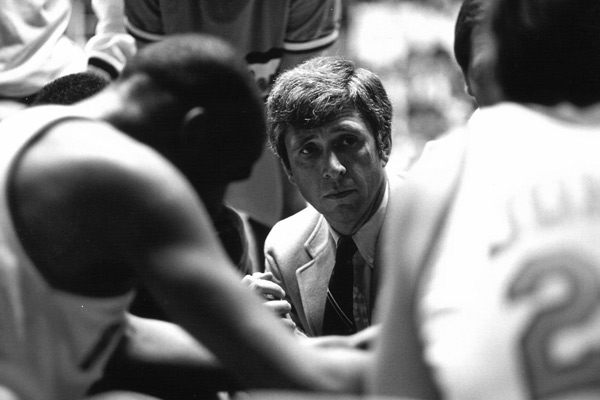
336, 236, 357, 260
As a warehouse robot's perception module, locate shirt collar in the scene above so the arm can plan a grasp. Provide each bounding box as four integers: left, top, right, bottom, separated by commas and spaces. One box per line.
329, 177, 390, 268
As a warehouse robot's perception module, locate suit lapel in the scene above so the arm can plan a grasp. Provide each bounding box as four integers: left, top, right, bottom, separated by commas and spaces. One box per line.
295, 215, 335, 336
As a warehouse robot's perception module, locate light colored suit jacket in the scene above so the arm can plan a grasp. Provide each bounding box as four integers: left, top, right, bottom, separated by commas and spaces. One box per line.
264, 172, 404, 336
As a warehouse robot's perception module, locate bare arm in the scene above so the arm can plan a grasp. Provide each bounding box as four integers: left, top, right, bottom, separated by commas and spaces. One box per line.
91, 314, 242, 397
134, 196, 369, 392
12, 120, 368, 393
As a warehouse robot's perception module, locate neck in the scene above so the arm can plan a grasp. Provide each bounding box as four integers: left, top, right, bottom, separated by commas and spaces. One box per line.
195, 183, 228, 220
75, 88, 134, 123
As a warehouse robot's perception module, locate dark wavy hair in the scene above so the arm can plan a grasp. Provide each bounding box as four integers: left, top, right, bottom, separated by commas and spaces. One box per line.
266, 56, 392, 169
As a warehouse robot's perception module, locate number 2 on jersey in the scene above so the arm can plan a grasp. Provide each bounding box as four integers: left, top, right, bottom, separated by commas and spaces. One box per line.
508, 250, 600, 399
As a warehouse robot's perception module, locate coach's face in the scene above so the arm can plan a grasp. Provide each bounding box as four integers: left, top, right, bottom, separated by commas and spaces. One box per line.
284, 109, 390, 236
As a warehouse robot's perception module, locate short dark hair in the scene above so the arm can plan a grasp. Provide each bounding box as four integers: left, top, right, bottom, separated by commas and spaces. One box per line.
454, 0, 488, 77
266, 56, 392, 169
491, 0, 600, 107
121, 33, 266, 183
32, 72, 109, 106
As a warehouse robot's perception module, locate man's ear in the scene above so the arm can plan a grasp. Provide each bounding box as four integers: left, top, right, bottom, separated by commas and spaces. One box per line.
180, 106, 206, 142
282, 161, 295, 184
380, 135, 392, 165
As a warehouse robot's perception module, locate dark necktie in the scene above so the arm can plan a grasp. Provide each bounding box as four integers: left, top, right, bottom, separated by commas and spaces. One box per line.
322, 236, 357, 335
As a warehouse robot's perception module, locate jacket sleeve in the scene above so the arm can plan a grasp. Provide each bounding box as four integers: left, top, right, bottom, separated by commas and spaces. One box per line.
86, 0, 137, 80
265, 248, 308, 337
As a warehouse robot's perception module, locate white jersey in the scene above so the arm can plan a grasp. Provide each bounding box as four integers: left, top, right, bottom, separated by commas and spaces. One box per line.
416, 103, 600, 400
0, 0, 135, 97
0, 106, 134, 400
0, 0, 83, 98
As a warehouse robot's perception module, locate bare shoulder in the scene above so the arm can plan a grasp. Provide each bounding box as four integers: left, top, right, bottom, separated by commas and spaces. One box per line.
15, 119, 202, 216
10, 119, 206, 295
17, 119, 179, 193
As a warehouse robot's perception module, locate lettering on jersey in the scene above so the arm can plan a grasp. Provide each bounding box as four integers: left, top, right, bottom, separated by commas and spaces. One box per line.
492, 174, 600, 255
507, 251, 600, 398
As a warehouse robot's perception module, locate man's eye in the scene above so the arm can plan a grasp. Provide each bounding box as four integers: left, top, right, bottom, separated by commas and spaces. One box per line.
340, 136, 358, 147
300, 143, 318, 155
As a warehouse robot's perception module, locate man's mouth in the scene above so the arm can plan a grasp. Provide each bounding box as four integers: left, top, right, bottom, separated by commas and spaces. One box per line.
324, 189, 355, 199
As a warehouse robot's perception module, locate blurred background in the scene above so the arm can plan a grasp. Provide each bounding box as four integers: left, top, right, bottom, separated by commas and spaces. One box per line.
69, 0, 476, 173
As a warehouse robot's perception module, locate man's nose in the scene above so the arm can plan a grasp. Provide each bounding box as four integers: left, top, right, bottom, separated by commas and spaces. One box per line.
322, 151, 346, 179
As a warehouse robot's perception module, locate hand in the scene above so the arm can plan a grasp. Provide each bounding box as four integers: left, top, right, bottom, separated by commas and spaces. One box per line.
303, 325, 380, 350
241, 272, 297, 331
242, 271, 284, 301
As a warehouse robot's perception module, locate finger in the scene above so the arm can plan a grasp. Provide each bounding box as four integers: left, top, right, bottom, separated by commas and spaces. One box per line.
248, 280, 286, 299
241, 272, 275, 287
264, 299, 292, 315
241, 275, 255, 286
280, 317, 297, 332
252, 271, 274, 280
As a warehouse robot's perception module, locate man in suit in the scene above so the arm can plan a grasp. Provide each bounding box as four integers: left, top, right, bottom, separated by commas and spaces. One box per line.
244, 56, 399, 337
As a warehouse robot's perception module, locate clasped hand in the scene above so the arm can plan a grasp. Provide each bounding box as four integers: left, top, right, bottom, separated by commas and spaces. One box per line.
241, 272, 297, 331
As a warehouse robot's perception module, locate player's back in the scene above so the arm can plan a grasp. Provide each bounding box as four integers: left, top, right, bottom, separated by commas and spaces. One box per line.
416, 102, 600, 400
0, 107, 135, 400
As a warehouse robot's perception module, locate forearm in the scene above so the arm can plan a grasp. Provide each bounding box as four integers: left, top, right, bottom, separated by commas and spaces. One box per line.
91, 315, 242, 396
303, 345, 372, 394
157, 268, 365, 392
